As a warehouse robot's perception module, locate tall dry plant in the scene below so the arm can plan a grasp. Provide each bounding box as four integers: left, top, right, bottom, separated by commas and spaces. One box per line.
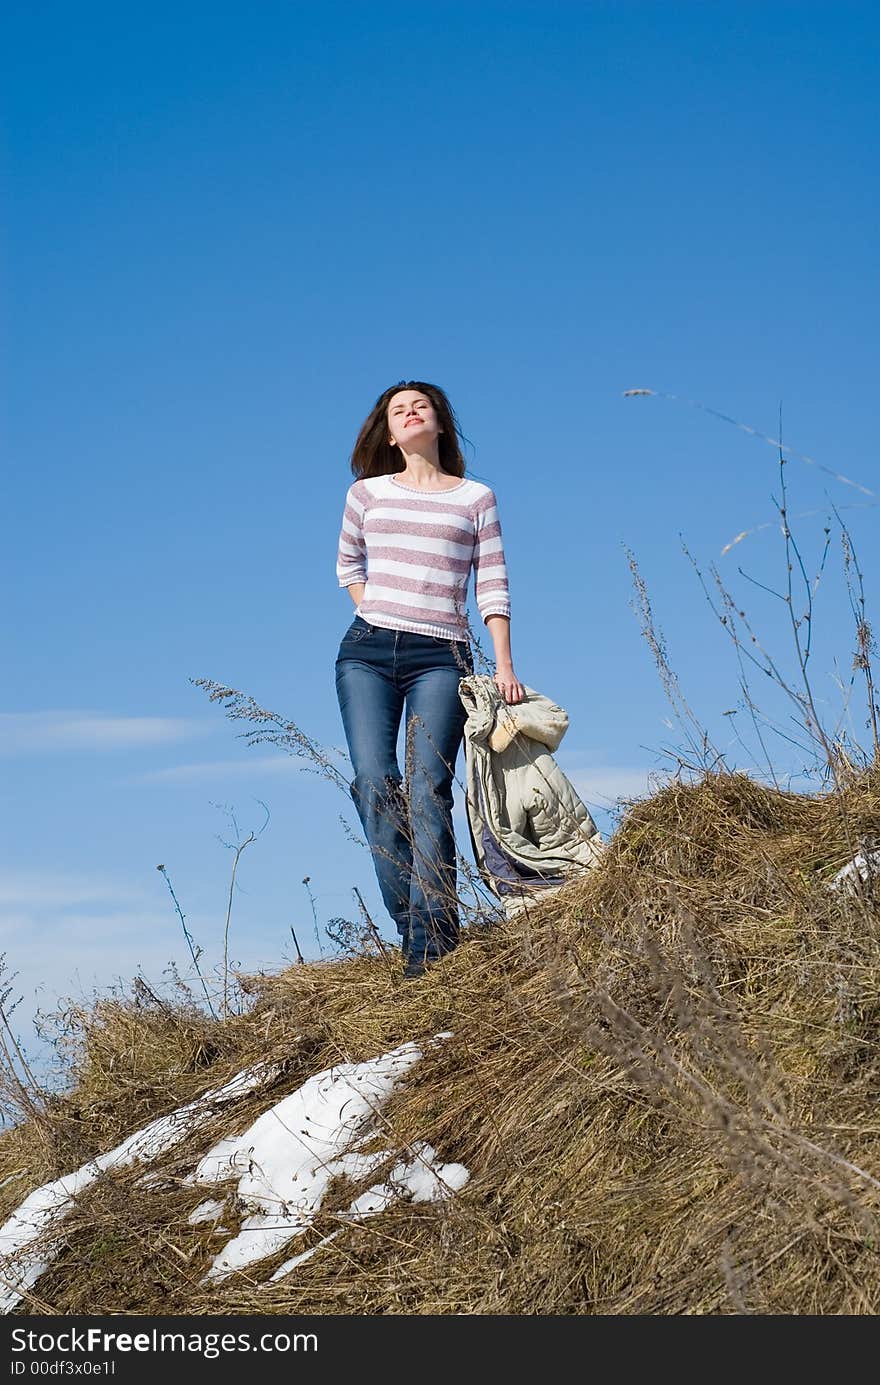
625, 399, 880, 930
0, 957, 49, 1130
211, 799, 270, 1017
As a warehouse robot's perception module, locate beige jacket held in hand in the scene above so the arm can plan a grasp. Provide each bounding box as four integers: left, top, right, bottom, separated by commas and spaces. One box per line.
457, 674, 604, 919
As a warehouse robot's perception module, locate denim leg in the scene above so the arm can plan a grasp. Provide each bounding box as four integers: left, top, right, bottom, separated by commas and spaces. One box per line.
334, 654, 411, 944
402, 666, 468, 963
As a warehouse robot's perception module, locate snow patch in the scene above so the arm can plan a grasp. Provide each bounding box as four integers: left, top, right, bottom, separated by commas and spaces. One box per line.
190, 1037, 468, 1282
0, 1060, 284, 1314
828, 848, 880, 893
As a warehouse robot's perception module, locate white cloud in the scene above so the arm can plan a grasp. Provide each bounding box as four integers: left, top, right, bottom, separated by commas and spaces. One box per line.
0, 905, 231, 1088
133, 754, 313, 783
0, 871, 197, 1071
0, 869, 286, 1086
0, 872, 131, 909
0, 874, 180, 999
566, 767, 660, 806
0, 712, 213, 755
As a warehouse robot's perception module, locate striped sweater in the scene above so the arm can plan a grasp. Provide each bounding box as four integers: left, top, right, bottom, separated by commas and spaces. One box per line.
335, 472, 511, 641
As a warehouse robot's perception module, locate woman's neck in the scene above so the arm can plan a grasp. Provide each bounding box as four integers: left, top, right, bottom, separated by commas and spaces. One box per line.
393, 455, 444, 487
393, 462, 460, 490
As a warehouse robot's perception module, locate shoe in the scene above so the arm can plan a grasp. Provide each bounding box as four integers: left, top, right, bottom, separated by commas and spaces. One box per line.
402, 956, 427, 980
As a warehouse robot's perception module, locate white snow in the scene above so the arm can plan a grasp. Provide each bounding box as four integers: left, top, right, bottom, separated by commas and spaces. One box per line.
267, 1140, 469, 1282
187, 1199, 226, 1225
828, 848, 880, 893
189, 1037, 469, 1281
269, 1230, 340, 1278
0, 1059, 284, 1313
0, 1035, 470, 1308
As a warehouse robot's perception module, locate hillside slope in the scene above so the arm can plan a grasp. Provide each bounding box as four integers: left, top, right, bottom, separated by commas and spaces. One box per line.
3, 770, 880, 1315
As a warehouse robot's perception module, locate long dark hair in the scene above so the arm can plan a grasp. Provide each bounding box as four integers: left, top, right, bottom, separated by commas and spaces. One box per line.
349, 380, 469, 480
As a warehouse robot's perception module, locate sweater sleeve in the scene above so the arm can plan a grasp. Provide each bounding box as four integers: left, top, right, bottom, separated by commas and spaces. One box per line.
473, 488, 511, 621
336, 483, 367, 588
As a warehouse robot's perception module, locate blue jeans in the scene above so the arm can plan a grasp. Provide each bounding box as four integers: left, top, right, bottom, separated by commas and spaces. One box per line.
334, 616, 474, 963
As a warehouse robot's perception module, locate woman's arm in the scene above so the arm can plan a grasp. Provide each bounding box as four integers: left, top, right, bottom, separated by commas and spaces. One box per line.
473, 489, 522, 704
486, 614, 524, 704
336, 485, 368, 597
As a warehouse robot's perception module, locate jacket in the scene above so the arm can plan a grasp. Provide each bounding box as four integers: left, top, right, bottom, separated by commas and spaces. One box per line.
457, 674, 604, 919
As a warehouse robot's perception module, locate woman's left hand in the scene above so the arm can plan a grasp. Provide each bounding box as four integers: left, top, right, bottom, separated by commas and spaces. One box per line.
493, 664, 525, 704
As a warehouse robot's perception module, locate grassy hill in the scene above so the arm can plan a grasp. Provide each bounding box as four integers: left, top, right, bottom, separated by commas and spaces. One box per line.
3, 768, 880, 1315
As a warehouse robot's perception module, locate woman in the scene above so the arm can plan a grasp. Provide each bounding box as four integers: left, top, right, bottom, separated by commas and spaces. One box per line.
335, 380, 524, 978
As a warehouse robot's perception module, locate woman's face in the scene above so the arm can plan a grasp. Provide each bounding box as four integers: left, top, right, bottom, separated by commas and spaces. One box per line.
386, 390, 442, 449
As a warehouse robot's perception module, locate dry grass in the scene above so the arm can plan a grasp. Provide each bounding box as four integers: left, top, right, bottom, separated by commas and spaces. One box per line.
4, 767, 880, 1314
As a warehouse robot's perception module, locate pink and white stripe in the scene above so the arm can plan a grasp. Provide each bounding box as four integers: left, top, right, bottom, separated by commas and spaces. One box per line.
336, 473, 511, 640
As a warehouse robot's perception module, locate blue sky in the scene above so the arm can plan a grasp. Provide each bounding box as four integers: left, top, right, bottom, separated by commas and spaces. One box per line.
3, 1, 878, 1084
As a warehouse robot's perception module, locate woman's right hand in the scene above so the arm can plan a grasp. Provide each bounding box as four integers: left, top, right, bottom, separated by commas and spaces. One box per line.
493, 664, 525, 704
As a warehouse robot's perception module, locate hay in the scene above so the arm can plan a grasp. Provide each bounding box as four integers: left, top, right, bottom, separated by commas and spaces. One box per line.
4, 768, 880, 1314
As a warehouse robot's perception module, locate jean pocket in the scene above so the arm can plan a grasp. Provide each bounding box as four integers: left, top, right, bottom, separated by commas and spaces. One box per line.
431, 635, 473, 668
343, 621, 373, 644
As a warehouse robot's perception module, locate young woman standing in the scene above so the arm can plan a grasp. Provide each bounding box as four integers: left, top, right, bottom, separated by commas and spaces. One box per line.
335, 380, 523, 978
